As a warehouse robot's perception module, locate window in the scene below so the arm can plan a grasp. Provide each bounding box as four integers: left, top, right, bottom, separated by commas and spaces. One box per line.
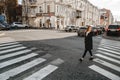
76, 10, 82, 18
108, 25, 119, 29
39, 6, 42, 12
47, 5, 50, 13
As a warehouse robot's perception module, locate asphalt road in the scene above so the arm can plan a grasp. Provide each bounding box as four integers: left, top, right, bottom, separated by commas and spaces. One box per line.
0, 29, 119, 80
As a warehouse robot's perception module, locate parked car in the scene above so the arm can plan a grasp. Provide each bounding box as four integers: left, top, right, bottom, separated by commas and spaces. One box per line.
0, 23, 5, 30
0, 22, 10, 30
77, 27, 87, 36
10, 22, 29, 29
106, 25, 120, 36
65, 25, 79, 32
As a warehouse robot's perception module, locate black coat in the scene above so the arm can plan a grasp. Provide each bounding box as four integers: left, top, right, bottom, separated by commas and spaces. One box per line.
85, 32, 93, 50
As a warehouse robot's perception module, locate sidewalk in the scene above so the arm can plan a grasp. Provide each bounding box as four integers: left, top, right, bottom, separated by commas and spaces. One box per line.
103, 33, 120, 41
0, 33, 5, 37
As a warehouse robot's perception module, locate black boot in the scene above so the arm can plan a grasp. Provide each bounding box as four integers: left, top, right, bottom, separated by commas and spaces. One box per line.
79, 58, 83, 62
89, 56, 94, 60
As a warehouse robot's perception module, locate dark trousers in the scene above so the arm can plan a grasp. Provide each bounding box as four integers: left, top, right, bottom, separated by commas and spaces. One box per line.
82, 49, 93, 58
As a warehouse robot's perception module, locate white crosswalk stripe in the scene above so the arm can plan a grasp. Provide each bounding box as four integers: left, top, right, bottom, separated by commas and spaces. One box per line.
0, 37, 64, 80
98, 47, 120, 56
99, 44, 120, 49
93, 58, 120, 72
23, 65, 58, 80
100, 43, 120, 49
0, 49, 32, 60
0, 47, 27, 55
0, 44, 22, 50
89, 39, 120, 80
100, 45, 120, 51
89, 65, 120, 80
0, 53, 38, 69
95, 54, 120, 64
0, 58, 46, 80
0, 42, 19, 47
97, 50, 120, 59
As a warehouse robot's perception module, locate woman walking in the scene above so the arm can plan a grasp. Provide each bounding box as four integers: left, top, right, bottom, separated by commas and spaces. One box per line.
79, 25, 94, 62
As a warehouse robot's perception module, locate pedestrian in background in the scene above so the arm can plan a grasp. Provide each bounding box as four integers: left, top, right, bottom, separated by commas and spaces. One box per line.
79, 25, 94, 62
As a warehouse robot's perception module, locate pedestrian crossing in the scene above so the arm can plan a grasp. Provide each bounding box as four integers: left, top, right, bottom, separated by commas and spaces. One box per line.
98, 48, 120, 56
23, 65, 58, 80
89, 65, 120, 80
89, 39, 120, 80
0, 37, 64, 80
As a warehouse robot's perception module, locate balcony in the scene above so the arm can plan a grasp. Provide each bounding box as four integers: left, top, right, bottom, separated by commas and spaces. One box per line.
36, 13, 42, 17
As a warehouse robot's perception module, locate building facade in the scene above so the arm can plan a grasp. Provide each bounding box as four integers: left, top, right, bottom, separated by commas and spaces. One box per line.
100, 8, 114, 27
16, 5, 22, 22
22, 0, 100, 29
6, 0, 18, 23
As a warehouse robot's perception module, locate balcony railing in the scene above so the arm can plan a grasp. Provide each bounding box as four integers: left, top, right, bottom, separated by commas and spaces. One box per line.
36, 12, 55, 17
36, 13, 42, 17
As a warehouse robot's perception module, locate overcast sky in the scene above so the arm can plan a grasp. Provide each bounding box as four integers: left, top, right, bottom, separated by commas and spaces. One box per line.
18, 0, 22, 4
18, 0, 120, 20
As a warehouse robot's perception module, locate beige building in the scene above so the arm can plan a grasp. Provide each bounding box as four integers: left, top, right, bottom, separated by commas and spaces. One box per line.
100, 8, 114, 27
22, 0, 100, 29
83, 0, 100, 26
